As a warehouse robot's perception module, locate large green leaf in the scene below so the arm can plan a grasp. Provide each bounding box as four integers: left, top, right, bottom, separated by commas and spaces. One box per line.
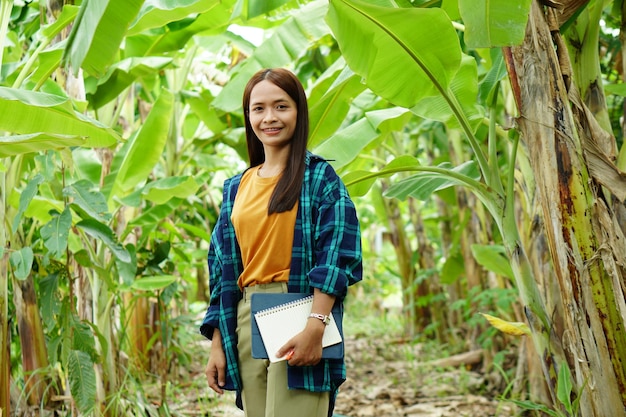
10, 6, 78, 87
19, 196, 63, 224
385, 161, 481, 200
141, 176, 199, 204
0, 133, 86, 157
12, 174, 44, 233
441, 251, 465, 285
343, 155, 422, 197
213, 1, 330, 112
117, 244, 138, 286
313, 107, 411, 170
125, 0, 234, 56
308, 63, 366, 148
67, 350, 96, 415
411, 54, 484, 130
128, 198, 182, 227
63, 0, 145, 76
39, 273, 61, 332
327, 0, 462, 108
86, 57, 173, 109
107, 88, 174, 199
478, 48, 508, 104
471, 244, 514, 279
70, 316, 98, 361
130, 275, 177, 291
128, 0, 219, 35
343, 157, 490, 212
314, 117, 379, 170
63, 179, 112, 223
25, 45, 64, 89
183, 90, 227, 135
75, 219, 131, 263
177, 223, 212, 243
231, 0, 292, 20
0, 88, 119, 147
458, 0, 532, 48
330, 0, 492, 179
9, 247, 33, 281
364, 107, 412, 133
605, 83, 626, 97
73, 149, 105, 185
40, 5, 80, 40
40, 207, 72, 258
18, 5, 78, 86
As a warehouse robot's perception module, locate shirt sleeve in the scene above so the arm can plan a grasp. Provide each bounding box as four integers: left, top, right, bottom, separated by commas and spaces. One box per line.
308, 163, 363, 299
199, 213, 225, 340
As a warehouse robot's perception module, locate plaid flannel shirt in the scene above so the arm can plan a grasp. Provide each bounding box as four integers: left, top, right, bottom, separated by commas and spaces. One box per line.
200, 152, 362, 399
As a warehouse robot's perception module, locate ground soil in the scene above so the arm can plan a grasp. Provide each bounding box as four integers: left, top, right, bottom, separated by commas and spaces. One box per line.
186, 333, 516, 417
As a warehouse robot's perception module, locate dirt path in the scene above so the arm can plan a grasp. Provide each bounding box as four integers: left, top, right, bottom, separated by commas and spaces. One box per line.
189, 335, 513, 417
332, 336, 511, 417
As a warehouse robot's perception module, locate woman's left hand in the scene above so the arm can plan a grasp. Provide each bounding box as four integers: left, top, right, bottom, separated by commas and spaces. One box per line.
276, 318, 326, 366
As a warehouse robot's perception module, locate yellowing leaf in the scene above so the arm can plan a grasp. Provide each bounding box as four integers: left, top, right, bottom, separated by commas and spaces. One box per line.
480, 313, 530, 336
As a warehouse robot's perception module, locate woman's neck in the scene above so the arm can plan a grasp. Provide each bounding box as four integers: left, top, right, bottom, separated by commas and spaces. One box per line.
259, 146, 289, 177
258, 162, 284, 178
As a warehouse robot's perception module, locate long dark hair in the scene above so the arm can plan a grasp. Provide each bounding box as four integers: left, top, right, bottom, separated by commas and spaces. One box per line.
242, 68, 308, 214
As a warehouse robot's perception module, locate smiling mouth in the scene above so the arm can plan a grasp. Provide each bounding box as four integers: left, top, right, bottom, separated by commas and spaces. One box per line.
263, 128, 282, 133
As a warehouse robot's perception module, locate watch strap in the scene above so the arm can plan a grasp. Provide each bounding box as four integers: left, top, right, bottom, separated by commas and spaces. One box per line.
309, 313, 330, 325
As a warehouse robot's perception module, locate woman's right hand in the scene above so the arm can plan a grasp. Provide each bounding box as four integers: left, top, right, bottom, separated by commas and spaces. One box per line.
205, 329, 226, 394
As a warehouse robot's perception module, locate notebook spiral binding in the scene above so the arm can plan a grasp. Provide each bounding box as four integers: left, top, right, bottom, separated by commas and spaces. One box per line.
255, 294, 314, 316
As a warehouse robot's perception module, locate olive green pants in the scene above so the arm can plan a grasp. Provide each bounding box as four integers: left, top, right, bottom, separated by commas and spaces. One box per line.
237, 283, 329, 417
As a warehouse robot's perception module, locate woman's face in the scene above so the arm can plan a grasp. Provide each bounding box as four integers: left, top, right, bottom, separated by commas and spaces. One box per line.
248, 80, 298, 151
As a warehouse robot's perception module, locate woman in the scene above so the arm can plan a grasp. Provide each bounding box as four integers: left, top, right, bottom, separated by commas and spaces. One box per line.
200, 68, 362, 417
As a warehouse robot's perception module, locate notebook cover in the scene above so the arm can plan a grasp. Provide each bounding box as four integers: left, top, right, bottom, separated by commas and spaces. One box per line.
250, 292, 344, 360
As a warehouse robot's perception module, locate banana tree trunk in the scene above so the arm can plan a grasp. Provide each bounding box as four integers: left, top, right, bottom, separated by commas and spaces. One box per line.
13, 275, 52, 406
506, 2, 626, 415
409, 198, 449, 343
380, 182, 420, 335
526, 194, 563, 404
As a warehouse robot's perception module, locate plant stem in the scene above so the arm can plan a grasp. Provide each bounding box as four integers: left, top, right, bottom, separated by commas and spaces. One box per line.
0, 0, 14, 413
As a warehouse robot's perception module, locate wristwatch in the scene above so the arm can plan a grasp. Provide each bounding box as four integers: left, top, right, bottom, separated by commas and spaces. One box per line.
309, 313, 331, 325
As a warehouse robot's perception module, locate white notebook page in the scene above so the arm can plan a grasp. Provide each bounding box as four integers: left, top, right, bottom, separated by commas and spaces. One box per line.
253, 295, 342, 362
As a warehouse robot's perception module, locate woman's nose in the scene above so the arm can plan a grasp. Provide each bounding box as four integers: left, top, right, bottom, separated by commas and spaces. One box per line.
263, 109, 277, 122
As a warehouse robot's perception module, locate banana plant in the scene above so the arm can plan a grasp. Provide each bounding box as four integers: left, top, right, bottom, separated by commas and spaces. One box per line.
6, 0, 622, 415
325, 0, 566, 405
504, 1, 626, 415
2, 0, 336, 414
0, 1, 173, 414
326, 0, 626, 415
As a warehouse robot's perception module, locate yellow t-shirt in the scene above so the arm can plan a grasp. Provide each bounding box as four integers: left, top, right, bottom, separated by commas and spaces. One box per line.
231, 166, 298, 288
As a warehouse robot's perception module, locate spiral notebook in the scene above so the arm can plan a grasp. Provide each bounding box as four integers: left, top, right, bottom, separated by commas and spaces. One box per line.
251, 293, 343, 362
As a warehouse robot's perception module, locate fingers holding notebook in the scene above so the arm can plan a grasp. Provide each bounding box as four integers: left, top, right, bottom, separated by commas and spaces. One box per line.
277, 323, 325, 366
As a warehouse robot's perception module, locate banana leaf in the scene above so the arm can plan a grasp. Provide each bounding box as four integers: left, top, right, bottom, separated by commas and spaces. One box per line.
213, 1, 330, 112
63, 0, 145, 76
0, 87, 119, 147
327, 0, 461, 108
458, 0, 532, 48
0, 133, 86, 157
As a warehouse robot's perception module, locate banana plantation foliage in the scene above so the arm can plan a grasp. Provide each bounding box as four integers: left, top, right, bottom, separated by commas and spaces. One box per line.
0, 0, 625, 416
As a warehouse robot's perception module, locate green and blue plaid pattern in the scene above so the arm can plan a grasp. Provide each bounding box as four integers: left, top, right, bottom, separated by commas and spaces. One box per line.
200, 152, 362, 399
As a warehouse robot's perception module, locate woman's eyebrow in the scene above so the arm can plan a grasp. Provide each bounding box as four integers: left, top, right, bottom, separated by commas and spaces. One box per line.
250, 98, 290, 106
